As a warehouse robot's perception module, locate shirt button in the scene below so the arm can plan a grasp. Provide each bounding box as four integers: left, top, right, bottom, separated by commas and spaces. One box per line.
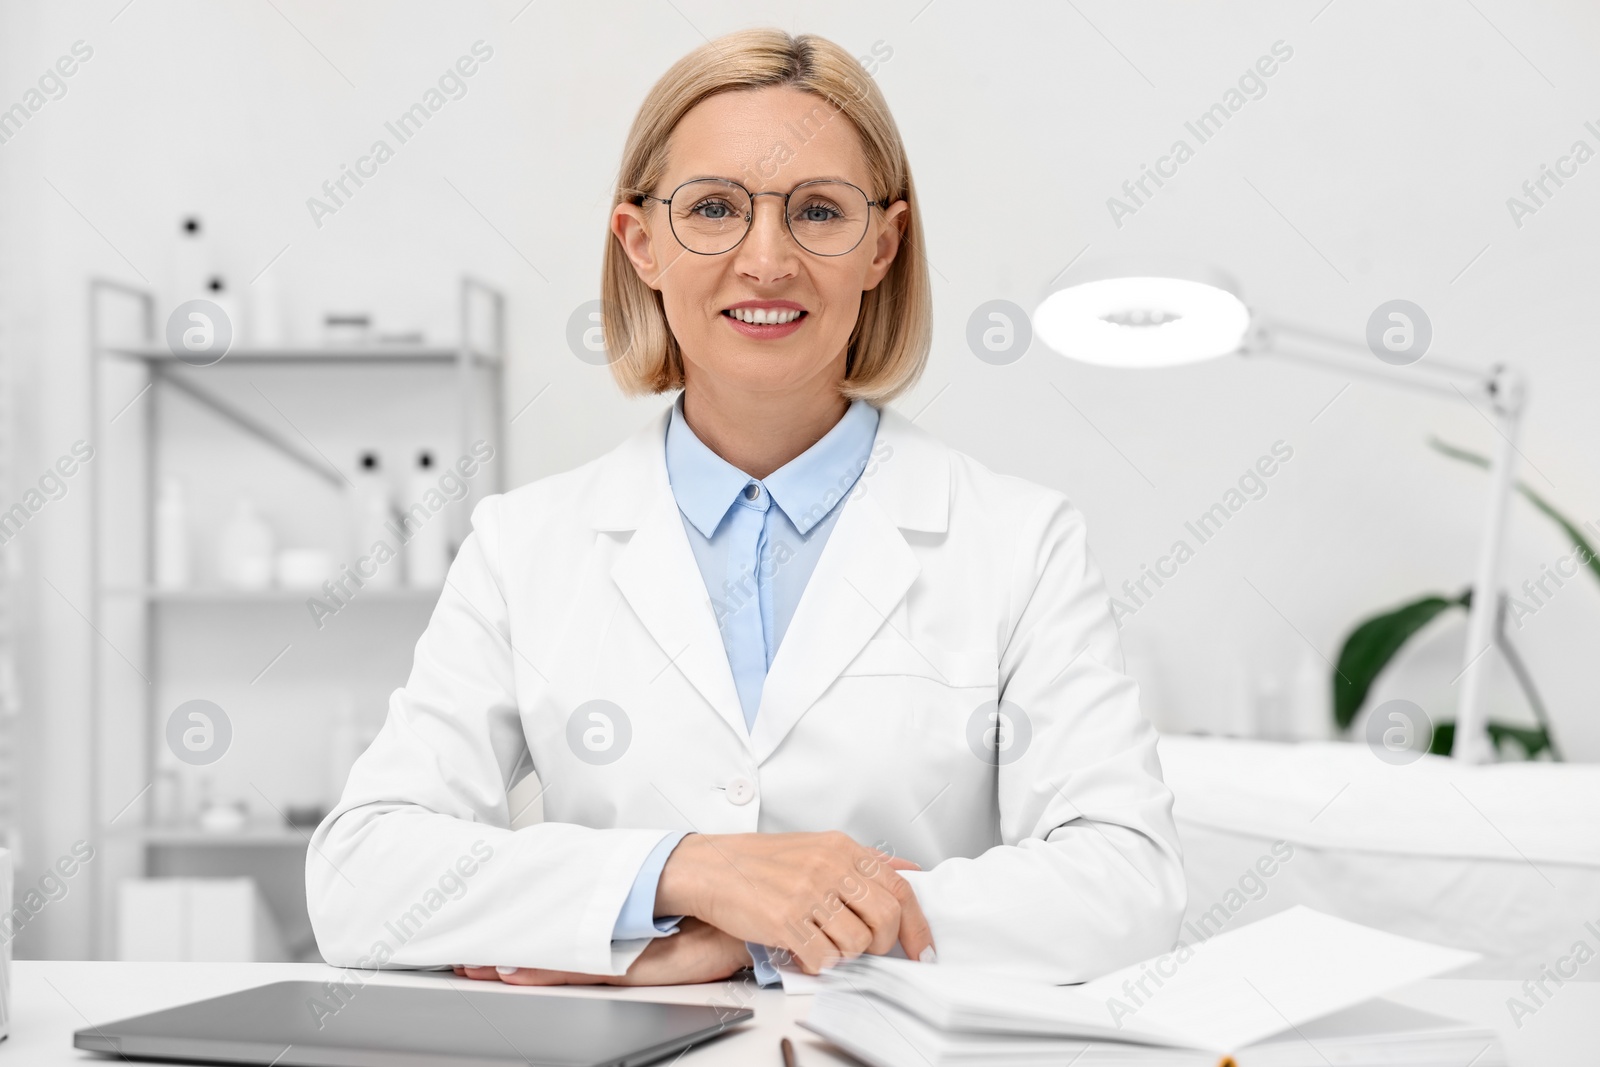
725, 776, 756, 805
743, 483, 760, 500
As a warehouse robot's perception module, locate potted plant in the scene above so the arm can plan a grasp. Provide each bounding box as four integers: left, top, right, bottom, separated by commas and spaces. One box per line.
1332, 439, 1598, 759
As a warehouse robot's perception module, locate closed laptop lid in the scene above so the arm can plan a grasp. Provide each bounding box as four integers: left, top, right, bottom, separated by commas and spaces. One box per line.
75, 980, 752, 1067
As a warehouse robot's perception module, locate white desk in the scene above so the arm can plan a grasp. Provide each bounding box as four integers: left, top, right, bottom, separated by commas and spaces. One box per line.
9, 961, 1596, 1065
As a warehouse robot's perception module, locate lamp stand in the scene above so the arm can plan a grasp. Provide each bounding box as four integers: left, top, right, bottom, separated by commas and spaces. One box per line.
1245, 319, 1527, 763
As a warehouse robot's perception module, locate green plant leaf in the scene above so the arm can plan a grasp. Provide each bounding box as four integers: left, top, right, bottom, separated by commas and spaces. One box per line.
1429, 437, 1600, 590
1428, 718, 1552, 759
1329, 438, 1592, 746
1333, 592, 1470, 730
1488, 721, 1553, 759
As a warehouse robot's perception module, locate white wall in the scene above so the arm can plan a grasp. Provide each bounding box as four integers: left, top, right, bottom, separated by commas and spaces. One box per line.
2, 0, 1597, 959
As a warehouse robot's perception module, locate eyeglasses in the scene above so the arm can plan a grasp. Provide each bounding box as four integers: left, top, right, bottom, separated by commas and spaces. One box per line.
637, 177, 890, 257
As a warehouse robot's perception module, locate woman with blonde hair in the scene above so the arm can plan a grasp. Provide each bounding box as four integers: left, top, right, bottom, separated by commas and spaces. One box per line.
308, 27, 1185, 989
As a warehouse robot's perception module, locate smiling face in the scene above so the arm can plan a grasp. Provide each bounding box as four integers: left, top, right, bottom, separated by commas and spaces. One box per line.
612, 86, 908, 404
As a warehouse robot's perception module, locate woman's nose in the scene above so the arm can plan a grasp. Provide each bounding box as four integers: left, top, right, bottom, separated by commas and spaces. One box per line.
735, 193, 801, 273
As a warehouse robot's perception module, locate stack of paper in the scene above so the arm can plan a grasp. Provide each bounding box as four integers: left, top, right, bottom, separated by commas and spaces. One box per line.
801, 905, 1505, 1066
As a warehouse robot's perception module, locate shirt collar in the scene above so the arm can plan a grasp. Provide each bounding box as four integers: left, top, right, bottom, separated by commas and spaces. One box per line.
665, 391, 880, 539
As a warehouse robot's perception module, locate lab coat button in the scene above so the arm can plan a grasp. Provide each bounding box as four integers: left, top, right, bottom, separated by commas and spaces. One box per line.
725, 776, 756, 805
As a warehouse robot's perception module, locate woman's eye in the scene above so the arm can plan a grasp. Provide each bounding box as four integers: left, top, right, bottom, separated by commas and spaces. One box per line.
691, 200, 735, 220
797, 203, 841, 223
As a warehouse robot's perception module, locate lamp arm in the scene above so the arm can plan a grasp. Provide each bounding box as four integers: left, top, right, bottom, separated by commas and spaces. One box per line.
1243, 315, 1527, 763
1253, 316, 1487, 378
1243, 317, 1496, 404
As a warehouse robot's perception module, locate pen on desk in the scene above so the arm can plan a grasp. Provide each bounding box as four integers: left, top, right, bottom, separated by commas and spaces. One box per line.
779, 1035, 798, 1066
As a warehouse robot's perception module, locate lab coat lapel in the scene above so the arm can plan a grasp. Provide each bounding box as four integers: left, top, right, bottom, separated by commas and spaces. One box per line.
601, 409, 752, 751
749, 405, 948, 765
748, 474, 918, 764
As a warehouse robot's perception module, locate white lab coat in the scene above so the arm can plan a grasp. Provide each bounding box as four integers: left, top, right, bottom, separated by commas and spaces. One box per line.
306, 401, 1186, 983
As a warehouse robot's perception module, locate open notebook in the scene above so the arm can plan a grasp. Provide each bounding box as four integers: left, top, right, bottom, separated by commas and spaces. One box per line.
800, 905, 1505, 1067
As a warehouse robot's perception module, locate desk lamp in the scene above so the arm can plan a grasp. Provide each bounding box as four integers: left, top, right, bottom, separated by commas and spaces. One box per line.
1034, 260, 1525, 764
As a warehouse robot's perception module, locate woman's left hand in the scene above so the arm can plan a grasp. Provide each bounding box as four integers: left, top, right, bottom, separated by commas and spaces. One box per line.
453, 917, 753, 986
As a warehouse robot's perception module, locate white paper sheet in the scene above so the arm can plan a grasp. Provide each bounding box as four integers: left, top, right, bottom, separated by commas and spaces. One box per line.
778, 965, 826, 994
810, 904, 1482, 1052
1075, 904, 1482, 1050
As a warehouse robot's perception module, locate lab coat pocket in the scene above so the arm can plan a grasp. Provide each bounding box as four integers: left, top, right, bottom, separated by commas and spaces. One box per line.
820, 637, 999, 822
839, 637, 994, 689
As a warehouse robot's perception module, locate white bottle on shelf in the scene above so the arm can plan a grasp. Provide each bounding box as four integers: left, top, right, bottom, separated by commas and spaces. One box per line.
152, 768, 183, 828
204, 275, 243, 344
168, 215, 208, 309
249, 269, 286, 348
218, 496, 275, 589
404, 450, 449, 587
154, 477, 190, 589
349, 452, 400, 589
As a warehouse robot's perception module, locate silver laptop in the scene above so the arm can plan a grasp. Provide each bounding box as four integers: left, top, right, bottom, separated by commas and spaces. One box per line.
74, 979, 753, 1066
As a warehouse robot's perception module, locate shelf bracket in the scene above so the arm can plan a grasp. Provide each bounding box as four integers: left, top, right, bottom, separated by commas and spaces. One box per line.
152, 367, 348, 490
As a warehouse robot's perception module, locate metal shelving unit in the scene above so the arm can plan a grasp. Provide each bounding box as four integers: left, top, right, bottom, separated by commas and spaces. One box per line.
85, 276, 506, 959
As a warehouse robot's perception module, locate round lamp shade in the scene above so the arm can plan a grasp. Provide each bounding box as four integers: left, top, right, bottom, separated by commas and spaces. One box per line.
1034, 270, 1252, 368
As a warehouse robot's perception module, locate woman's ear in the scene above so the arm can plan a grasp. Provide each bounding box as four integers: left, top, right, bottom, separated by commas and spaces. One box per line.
611, 202, 664, 290
862, 199, 908, 292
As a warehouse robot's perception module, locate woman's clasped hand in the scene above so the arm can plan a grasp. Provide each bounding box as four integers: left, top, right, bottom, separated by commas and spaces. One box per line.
455, 830, 934, 986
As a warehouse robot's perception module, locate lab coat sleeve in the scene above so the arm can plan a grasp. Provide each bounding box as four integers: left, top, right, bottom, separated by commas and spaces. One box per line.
611, 831, 690, 940
305, 494, 680, 976
896, 492, 1187, 983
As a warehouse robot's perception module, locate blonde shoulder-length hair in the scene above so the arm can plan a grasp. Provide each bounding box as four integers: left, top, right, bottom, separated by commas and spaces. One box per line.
603, 28, 931, 403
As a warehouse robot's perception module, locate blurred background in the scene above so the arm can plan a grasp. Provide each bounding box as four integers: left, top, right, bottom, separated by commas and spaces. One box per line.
1, 0, 1596, 973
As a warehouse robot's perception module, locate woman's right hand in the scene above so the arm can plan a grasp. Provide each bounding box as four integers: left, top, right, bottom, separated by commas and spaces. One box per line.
453, 916, 753, 987
655, 830, 935, 975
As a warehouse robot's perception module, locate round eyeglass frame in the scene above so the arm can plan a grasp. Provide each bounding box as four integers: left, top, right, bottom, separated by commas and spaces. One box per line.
636, 177, 892, 257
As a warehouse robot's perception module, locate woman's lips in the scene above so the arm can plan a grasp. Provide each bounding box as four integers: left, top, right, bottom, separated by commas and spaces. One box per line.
721, 309, 808, 340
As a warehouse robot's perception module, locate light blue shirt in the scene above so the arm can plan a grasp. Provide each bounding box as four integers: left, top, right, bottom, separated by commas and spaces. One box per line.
609, 391, 881, 986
